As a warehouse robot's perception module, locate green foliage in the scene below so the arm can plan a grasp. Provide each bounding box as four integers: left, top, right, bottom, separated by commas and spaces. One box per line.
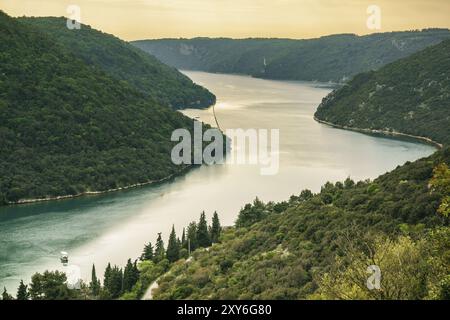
19, 17, 215, 110
29, 271, 75, 300
315, 230, 449, 299
166, 226, 180, 263
315, 40, 450, 145
154, 233, 166, 263
89, 264, 100, 297
236, 197, 268, 228
2, 287, 13, 300
0, 11, 218, 204
104, 265, 123, 299
197, 212, 211, 247
429, 163, 450, 217
133, 30, 450, 82
186, 222, 198, 252
141, 242, 154, 261
210, 211, 222, 243
152, 148, 449, 299
123, 259, 140, 293
16, 280, 29, 300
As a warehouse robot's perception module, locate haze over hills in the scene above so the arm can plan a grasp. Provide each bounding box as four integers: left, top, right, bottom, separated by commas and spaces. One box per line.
0, 11, 216, 205
132, 29, 450, 83
315, 39, 450, 146
19, 17, 215, 110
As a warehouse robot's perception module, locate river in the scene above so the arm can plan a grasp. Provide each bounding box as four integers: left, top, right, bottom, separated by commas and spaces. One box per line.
0, 71, 436, 293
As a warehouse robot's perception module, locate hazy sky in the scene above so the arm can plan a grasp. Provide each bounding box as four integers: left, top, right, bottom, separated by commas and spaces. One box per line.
2, 0, 450, 41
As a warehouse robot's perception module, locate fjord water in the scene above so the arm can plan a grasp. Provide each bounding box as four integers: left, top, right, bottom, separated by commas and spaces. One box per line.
0, 71, 435, 292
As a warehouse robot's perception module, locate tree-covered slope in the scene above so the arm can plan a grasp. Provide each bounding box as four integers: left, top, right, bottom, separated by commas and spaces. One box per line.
132, 29, 450, 82
19, 17, 215, 110
315, 40, 450, 146
151, 148, 450, 300
0, 11, 210, 204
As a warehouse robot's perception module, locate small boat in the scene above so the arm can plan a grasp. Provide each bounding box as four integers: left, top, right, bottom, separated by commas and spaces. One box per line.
60, 251, 69, 264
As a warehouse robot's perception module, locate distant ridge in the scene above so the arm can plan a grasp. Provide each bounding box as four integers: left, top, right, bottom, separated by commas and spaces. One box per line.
20, 17, 215, 110
132, 29, 450, 83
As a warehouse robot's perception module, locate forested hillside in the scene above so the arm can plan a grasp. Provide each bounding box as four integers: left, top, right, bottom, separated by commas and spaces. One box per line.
0, 11, 215, 204
132, 29, 450, 82
315, 40, 450, 146
149, 148, 449, 299
19, 17, 215, 110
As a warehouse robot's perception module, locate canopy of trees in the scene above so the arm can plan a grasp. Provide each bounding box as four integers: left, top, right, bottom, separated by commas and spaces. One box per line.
151, 148, 449, 299
133, 29, 450, 82
19, 17, 215, 110
0, 11, 218, 204
315, 39, 450, 146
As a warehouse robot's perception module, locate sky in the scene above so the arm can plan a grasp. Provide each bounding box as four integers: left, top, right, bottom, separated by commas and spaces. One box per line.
1, 0, 450, 41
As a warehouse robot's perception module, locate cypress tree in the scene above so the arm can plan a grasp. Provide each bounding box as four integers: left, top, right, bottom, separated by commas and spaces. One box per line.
108, 266, 123, 299
181, 228, 186, 248
197, 211, 211, 247
210, 211, 222, 243
132, 260, 140, 285
186, 221, 198, 252
2, 287, 13, 300
166, 225, 180, 263
103, 263, 112, 295
154, 233, 165, 263
123, 259, 135, 292
16, 280, 29, 300
89, 264, 100, 296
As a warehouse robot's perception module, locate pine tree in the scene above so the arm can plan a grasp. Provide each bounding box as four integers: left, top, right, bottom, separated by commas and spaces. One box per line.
186, 221, 198, 252
166, 225, 180, 263
210, 211, 222, 243
2, 287, 13, 300
103, 263, 112, 296
108, 265, 123, 299
181, 228, 186, 248
154, 233, 165, 263
89, 264, 101, 296
140, 242, 154, 261
197, 211, 211, 248
16, 280, 29, 300
123, 259, 135, 292
132, 260, 140, 285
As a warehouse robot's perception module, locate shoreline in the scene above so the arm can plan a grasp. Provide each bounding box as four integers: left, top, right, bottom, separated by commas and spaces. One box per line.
7, 165, 194, 206
313, 116, 443, 149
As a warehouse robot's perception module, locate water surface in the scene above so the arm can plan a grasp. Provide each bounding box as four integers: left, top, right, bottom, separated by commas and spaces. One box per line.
0, 71, 435, 292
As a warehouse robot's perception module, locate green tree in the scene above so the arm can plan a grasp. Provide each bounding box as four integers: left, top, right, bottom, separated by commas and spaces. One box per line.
429, 163, 450, 217
106, 266, 123, 299
210, 211, 222, 243
16, 280, 29, 300
166, 225, 180, 263
103, 263, 112, 294
2, 287, 13, 300
186, 222, 198, 252
89, 264, 101, 297
123, 259, 139, 292
29, 271, 71, 300
181, 228, 186, 248
154, 233, 165, 263
197, 211, 211, 248
236, 197, 268, 228
141, 242, 154, 261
